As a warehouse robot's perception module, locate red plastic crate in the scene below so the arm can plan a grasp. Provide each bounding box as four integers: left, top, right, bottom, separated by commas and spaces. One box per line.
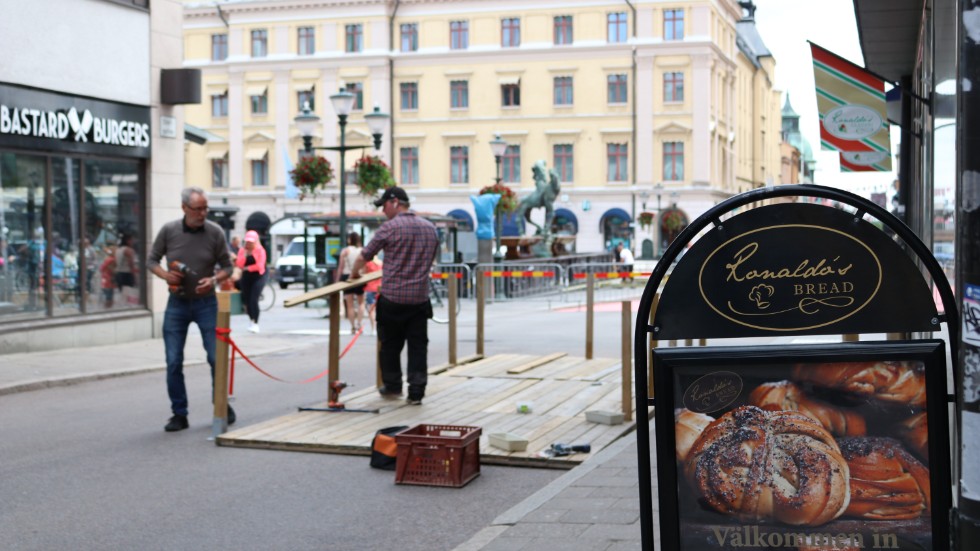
394, 424, 481, 488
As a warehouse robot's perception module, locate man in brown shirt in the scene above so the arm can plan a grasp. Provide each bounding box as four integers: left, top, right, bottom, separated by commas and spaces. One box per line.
147, 187, 233, 432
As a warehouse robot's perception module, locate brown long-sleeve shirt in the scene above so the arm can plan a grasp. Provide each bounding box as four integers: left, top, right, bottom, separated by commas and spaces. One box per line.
147, 219, 232, 297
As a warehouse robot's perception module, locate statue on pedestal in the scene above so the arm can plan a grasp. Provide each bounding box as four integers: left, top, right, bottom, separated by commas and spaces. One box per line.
514, 160, 562, 257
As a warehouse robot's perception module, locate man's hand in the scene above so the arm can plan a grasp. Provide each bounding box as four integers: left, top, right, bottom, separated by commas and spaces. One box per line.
195, 276, 216, 295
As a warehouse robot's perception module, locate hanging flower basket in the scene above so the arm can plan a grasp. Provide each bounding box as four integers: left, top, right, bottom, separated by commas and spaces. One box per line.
289, 155, 334, 200
354, 155, 396, 197
479, 183, 518, 216
661, 209, 688, 232
638, 211, 655, 229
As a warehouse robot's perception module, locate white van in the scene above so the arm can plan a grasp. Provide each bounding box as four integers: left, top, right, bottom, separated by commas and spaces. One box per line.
274, 236, 335, 289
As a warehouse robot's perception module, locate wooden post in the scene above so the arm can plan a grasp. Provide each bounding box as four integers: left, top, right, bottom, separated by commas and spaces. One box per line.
476, 271, 485, 356
586, 273, 594, 359
329, 293, 341, 392
448, 275, 458, 366
622, 300, 632, 421
212, 292, 231, 439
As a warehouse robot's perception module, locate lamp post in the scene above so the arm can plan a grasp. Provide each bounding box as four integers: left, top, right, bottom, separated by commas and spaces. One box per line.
489, 134, 508, 255
294, 92, 390, 249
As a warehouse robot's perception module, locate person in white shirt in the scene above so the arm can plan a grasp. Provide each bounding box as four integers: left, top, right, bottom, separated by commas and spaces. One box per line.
616, 242, 635, 283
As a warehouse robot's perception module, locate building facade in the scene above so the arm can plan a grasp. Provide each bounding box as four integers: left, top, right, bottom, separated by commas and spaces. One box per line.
182, 0, 781, 257
0, 0, 191, 353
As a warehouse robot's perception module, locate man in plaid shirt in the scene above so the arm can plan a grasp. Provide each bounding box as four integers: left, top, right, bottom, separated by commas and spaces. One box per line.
351, 187, 439, 405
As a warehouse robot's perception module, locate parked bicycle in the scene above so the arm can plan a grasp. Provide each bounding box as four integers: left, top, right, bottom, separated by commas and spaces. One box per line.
257, 276, 276, 312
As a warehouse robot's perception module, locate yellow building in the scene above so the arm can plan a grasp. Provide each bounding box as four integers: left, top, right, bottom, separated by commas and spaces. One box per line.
182, 0, 781, 257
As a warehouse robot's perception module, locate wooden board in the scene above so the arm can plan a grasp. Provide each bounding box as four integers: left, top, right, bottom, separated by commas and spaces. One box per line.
216, 353, 637, 468
283, 270, 382, 307
506, 352, 568, 374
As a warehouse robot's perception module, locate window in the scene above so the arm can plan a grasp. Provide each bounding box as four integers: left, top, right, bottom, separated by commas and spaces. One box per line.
400, 23, 418, 52
554, 15, 573, 45
664, 72, 684, 102
450, 21, 469, 50
211, 92, 228, 117
607, 74, 628, 104
502, 145, 521, 183
298, 89, 315, 111
502, 83, 520, 107
665, 9, 684, 40
553, 144, 574, 182
251, 29, 267, 58
400, 147, 419, 185
252, 156, 268, 187
553, 76, 573, 106
345, 24, 363, 52
298, 26, 315, 55
400, 82, 418, 110
664, 142, 684, 180
450, 146, 469, 184
212, 157, 228, 188
250, 91, 268, 114
607, 143, 628, 181
450, 80, 468, 109
501, 18, 520, 47
211, 34, 228, 61
345, 82, 363, 111
608, 12, 628, 43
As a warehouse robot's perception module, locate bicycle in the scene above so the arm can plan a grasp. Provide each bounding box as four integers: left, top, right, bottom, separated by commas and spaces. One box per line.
429, 276, 461, 324
257, 276, 277, 311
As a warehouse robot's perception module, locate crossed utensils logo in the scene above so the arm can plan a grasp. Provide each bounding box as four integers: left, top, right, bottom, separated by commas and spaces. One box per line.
67, 107, 93, 142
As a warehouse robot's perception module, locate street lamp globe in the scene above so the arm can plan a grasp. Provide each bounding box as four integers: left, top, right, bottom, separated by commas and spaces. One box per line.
364, 105, 390, 151
293, 102, 320, 149
489, 134, 508, 158
329, 88, 355, 117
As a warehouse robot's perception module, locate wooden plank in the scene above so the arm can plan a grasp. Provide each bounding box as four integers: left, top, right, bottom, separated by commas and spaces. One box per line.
506, 352, 568, 374
283, 271, 381, 307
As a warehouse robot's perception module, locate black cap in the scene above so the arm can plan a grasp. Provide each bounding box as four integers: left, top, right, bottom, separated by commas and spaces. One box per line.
372, 186, 409, 207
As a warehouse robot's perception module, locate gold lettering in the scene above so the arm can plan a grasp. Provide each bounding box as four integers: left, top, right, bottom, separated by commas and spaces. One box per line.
794, 284, 804, 295
724, 242, 856, 283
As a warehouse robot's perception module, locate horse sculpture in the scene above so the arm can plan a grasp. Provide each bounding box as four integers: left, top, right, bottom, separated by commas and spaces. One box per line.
517, 160, 561, 236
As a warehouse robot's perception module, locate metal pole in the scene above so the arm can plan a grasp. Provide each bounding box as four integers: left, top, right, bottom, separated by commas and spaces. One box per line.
957, 0, 980, 543
494, 155, 502, 254
338, 114, 348, 247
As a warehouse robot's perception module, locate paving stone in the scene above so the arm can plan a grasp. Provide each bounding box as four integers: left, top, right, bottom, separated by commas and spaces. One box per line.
521, 507, 567, 523
573, 475, 638, 487
545, 497, 620, 510
480, 535, 533, 551
526, 536, 612, 551
560, 508, 640, 525
554, 485, 596, 498
589, 486, 639, 499
611, 497, 641, 511
606, 539, 643, 550
581, 522, 643, 541
503, 522, 590, 540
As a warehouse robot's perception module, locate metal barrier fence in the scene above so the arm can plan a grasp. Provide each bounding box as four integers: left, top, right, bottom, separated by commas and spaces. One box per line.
565, 262, 652, 305
473, 262, 566, 303
431, 263, 473, 298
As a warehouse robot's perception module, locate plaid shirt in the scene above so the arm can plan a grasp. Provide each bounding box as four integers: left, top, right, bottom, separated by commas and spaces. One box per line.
361, 211, 439, 304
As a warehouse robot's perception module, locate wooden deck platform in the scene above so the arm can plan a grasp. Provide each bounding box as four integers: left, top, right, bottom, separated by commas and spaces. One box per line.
216, 353, 640, 468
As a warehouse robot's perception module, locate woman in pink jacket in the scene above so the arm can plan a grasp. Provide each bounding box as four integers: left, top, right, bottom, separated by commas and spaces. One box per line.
236, 230, 267, 332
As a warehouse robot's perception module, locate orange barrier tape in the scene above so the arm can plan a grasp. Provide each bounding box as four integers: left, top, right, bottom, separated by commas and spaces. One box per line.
481, 270, 556, 278
430, 272, 464, 279
571, 272, 651, 279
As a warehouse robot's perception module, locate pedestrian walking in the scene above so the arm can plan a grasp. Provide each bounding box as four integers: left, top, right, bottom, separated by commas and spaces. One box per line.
235, 230, 267, 333
336, 232, 365, 334
147, 187, 234, 432
350, 187, 439, 405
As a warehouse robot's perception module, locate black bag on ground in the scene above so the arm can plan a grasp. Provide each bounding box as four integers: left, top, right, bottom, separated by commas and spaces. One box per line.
370, 426, 408, 470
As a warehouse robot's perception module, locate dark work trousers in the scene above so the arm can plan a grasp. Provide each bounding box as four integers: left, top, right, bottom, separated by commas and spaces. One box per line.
376, 295, 431, 398
240, 271, 265, 323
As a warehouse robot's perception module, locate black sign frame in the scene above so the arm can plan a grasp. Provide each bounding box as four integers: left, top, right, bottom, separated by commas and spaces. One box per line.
632, 185, 959, 550
654, 340, 950, 550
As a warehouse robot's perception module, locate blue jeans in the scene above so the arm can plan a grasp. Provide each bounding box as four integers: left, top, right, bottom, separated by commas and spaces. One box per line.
163, 294, 217, 416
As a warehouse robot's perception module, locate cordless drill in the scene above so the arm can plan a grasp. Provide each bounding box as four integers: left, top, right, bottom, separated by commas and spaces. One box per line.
328, 380, 348, 409
168, 261, 195, 295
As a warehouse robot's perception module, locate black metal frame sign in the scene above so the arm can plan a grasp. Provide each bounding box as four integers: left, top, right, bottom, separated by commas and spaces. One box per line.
632, 185, 958, 550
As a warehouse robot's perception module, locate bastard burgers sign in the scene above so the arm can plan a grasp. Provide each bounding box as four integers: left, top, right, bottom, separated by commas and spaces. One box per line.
654, 203, 939, 339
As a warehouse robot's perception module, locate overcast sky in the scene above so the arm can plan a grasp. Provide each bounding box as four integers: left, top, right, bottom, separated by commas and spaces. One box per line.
753, 0, 897, 194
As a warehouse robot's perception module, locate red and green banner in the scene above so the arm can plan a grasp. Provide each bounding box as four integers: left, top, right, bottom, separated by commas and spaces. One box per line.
811, 43, 892, 171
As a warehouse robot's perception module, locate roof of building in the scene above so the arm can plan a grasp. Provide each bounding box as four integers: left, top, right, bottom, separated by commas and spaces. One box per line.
735, 15, 772, 69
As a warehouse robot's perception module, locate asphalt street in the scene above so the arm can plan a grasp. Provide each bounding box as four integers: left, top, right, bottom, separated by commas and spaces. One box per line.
0, 285, 641, 551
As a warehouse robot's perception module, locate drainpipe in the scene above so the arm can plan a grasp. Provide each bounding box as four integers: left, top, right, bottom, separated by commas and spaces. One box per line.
388, 0, 401, 165
626, 0, 637, 199
214, 2, 229, 27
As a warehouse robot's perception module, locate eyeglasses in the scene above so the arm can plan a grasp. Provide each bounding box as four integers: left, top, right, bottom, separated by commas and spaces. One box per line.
184, 205, 209, 213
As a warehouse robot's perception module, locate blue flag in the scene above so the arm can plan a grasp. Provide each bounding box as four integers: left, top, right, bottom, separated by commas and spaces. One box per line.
282, 146, 299, 199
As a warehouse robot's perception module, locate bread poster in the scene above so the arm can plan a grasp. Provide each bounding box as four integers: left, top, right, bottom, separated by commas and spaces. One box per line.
671, 359, 935, 550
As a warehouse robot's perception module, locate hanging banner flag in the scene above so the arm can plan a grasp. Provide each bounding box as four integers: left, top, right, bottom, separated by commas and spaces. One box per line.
811, 42, 890, 155
840, 150, 892, 172
282, 146, 299, 199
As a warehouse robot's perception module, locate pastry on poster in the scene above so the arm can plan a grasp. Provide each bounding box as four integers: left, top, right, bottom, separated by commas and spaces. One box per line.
896, 411, 930, 462
675, 408, 714, 462
791, 360, 927, 408
838, 436, 931, 520
748, 380, 866, 437
684, 406, 851, 526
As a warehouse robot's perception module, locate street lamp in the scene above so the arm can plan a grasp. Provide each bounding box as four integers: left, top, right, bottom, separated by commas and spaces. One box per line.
294, 91, 390, 251
489, 134, 508, 254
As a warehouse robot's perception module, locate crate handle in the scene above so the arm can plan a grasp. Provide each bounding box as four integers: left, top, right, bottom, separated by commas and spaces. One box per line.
415, 444, 441, 451
438, 430, 462, 437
